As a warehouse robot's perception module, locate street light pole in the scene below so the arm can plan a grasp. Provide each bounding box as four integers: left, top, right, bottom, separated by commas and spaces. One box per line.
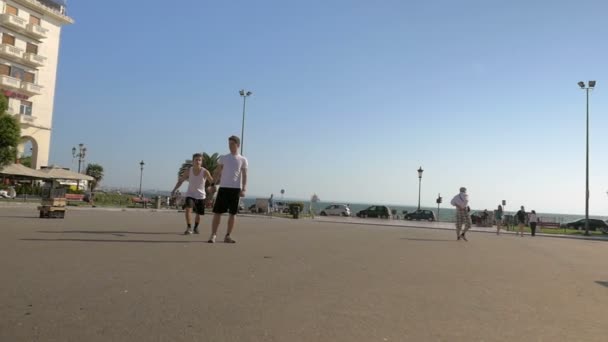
578, 81, 596, 236
239, 89, 253, 155
436, 193, 442, 222
139, 160, 145, 197
72, 143, 86, 191
417, 166, 424, 211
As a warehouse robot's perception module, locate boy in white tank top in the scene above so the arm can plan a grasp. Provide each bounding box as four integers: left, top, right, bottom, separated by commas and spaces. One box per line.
172, 153, 214, 235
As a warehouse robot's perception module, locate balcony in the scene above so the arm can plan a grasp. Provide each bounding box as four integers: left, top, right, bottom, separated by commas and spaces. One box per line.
22, 52, 46, 67
13, 0, 73, 25
20, 81, 42, 96
0, 44, 24, 61
0, 75, 21, 90
12, 112, 50, 129
0, 13, 28, 31
13, 112, 35, 125
25, 23, 48, 39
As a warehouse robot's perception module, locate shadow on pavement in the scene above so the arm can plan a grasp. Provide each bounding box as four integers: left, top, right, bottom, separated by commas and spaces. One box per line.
400, 237, 454, 242
21, 238, 214, 244
38, 230, 181, 236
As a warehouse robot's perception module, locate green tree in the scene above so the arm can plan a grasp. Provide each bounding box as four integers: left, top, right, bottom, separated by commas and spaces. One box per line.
0, 94, 20, 168
18, 155, 32, 168
85, 163, 104, 191
202, 152, 220, 177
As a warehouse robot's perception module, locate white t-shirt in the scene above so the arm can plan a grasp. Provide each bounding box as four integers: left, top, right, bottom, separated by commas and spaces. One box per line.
219, 153, 248, 189
450, 193, 468, 209
529, 213, 538, 223
185, 167, 207, 200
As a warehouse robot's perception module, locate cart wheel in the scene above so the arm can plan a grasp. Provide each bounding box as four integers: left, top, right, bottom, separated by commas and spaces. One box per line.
59, 211, 65, 219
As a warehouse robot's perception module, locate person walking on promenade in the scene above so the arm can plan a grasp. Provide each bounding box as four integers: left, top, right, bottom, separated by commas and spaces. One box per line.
495, 204, 504, 235
172, 153, 214, 235
529, 210, 538, 237
516, 206, 527, 237
450, 187, 472, 241
209, 136, 249, 244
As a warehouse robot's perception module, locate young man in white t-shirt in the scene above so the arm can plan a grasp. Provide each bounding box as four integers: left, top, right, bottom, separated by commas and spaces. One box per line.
171, 153, 214, 235
208, 136, 248, 243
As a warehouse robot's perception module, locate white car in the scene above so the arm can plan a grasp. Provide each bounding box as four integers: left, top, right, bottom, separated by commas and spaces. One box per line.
320, 204, 351, 217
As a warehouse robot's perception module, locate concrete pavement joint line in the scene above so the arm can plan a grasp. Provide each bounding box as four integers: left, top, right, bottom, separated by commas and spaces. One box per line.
311, 218, 608, 241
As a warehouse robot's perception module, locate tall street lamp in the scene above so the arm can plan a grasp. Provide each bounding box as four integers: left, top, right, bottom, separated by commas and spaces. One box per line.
417, 166, 424, 211
578, 80, 596, 236
239, 89, 253, 155
139, 160, 145, 197
72, 143, 86, 190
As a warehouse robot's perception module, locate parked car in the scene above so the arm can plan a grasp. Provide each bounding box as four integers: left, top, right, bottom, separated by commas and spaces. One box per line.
320, 204, 351, 217
356, 205, 392, 219
274, 201, 290, 213
564, 219, 608, 233
404, 209, 436, 221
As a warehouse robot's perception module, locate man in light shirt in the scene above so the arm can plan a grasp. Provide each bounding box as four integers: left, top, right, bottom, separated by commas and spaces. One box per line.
208, 136, 248, 244
450, 187, 472, 241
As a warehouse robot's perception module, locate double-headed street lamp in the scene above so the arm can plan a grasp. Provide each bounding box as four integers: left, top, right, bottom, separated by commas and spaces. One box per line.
239, 89, 253, 155
417, 166, 424, 211
72, 143, 86, 190
578, 80, 596, 236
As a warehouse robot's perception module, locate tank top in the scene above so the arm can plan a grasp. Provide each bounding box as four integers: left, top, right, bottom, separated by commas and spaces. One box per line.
185, 167, 207, 200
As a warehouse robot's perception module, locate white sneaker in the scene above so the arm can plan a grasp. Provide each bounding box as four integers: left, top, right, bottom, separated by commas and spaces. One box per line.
207, 234, 216, 244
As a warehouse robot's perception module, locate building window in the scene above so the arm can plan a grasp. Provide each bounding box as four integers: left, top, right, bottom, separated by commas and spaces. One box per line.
0, 64, 9, 76
23, 71, 34, 83
5, 5, 18, 16
29, 15, 41, 26
26, 43, 38, 54
10, 66, 24, 80
2, 33, 15, 46
20, 100, 32, 115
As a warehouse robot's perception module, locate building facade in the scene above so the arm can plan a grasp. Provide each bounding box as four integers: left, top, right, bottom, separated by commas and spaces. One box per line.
0, 0, 72, 168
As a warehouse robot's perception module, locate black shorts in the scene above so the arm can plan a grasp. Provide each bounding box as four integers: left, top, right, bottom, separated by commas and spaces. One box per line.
213, 188, 241, 215
184, 197, 205, 215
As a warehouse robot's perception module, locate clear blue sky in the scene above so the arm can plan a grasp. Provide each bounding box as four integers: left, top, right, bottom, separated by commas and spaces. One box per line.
49, 0, 608, 215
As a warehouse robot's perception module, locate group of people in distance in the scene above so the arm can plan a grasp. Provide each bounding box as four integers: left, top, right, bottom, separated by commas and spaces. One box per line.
451, 187, 539, 241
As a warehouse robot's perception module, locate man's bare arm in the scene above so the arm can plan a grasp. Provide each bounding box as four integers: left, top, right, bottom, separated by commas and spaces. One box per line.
213, 164, 223, 185
241, 168, 247, 192
205, 169, 214, 183
172, 169, 189, 194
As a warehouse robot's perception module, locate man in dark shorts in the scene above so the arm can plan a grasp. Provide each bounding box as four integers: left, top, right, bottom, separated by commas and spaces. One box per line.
208, 136, 248, 243
172, 153, 213, 235
516, 206, 527, 237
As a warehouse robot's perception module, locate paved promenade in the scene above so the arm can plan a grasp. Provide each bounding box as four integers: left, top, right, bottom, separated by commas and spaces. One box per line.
1, 207, 607, 341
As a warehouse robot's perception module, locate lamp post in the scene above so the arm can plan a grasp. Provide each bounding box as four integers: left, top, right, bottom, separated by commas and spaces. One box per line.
578, 80, 596, 236
239, 89, 253, 155
139, 160, 145, 197
417, 167, 424, 210
436, 193, 442, 221
72, 143, 86, 190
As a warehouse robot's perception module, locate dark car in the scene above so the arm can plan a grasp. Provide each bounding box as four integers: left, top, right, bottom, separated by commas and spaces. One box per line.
564, 219, 608, 233
356, 205, 391, 219
404, 210, 436, 221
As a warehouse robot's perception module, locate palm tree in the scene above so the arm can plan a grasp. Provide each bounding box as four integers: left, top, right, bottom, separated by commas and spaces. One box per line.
202, 152, 220, 178
85, 163, 104, 191
177, 160, 192, 179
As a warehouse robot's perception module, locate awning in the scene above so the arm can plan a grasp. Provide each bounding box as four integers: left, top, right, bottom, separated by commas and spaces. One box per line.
0, 163, 49, 179
38, 166, 94, 181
